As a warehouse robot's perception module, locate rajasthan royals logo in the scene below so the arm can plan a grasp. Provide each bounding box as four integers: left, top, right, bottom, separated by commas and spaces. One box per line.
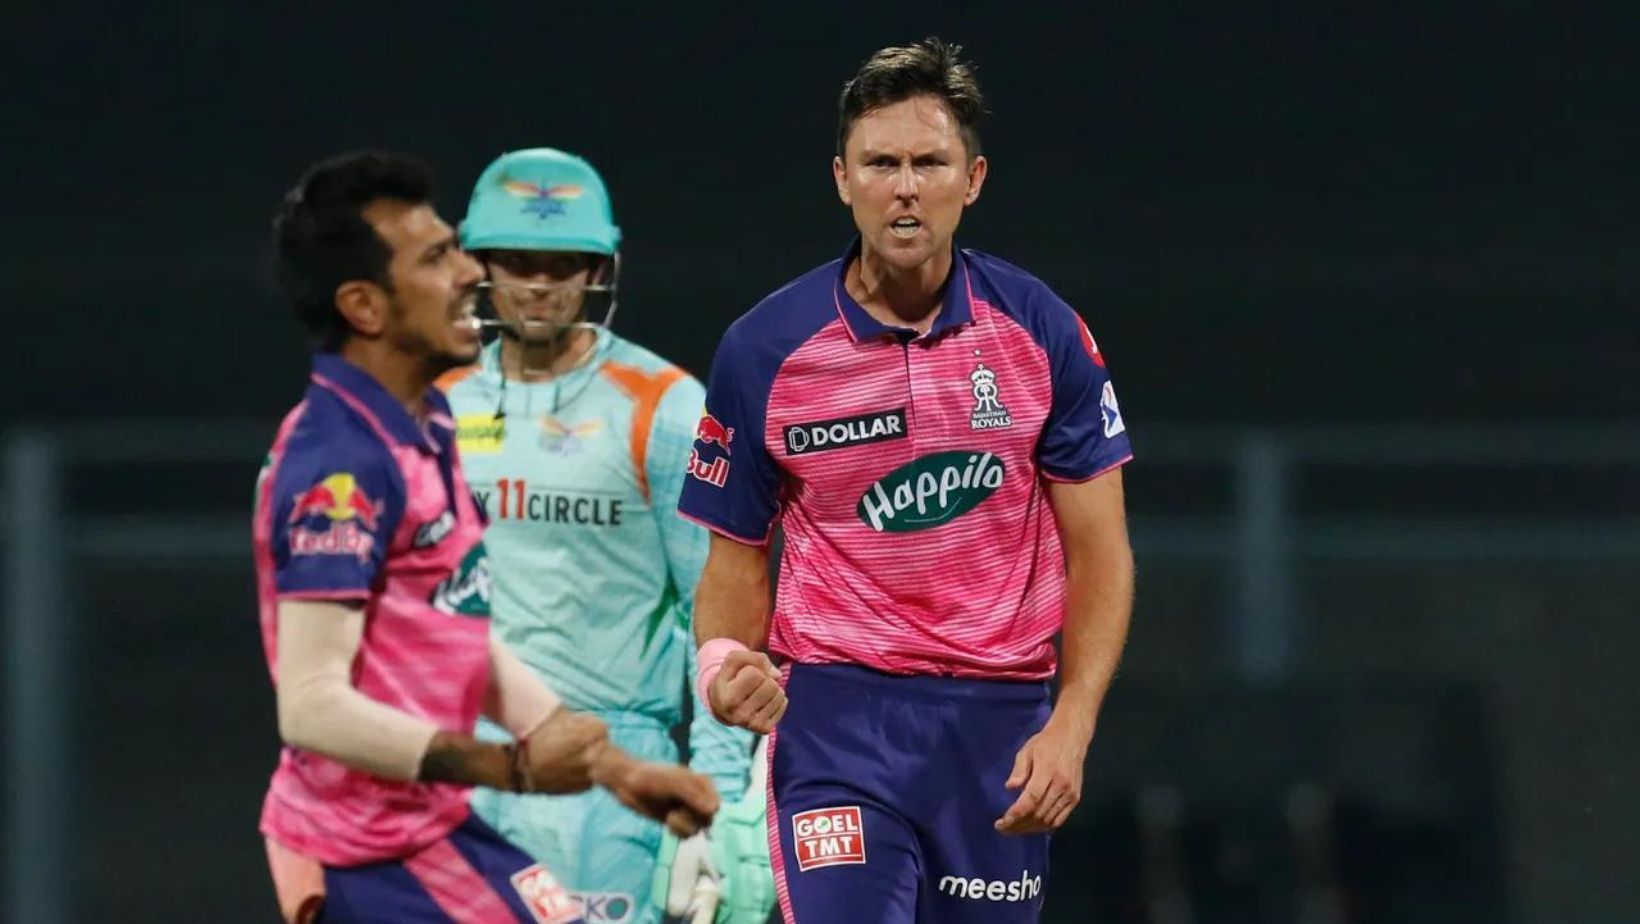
968, 363, 1012, 431
503, 180, 584, 219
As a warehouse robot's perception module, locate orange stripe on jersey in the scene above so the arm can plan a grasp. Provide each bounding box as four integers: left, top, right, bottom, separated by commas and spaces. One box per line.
601, 362, 687, 503
434, 365, 480, 393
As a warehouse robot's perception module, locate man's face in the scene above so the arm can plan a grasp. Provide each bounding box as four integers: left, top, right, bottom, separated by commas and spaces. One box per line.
363, 200, 484, 368
834, 95, 987, 272
483, 249, 603, 345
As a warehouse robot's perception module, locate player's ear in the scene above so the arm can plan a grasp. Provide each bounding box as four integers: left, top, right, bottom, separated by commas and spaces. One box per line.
833, 156, 851, 206
334, 280, 388, 338
963, 155, 988, 206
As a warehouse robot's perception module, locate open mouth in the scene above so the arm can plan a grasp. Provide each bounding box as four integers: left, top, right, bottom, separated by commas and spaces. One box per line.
889, 217, 922, 239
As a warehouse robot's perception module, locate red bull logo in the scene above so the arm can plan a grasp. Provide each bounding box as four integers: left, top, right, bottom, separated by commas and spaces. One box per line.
686, 448, 730, 488
288, 472, 380, 530
695, 413, 734, 452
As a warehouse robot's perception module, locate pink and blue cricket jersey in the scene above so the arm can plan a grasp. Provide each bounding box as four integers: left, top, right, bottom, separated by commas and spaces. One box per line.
680, 242, 1133, 923
254, 354, 498, 868
678, 242, 1132, 681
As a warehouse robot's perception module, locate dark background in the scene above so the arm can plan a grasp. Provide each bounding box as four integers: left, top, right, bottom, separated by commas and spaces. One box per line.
1, 2, 1635, 922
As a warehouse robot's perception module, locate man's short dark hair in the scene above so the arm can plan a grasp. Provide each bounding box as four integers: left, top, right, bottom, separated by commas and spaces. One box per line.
837, 37, 985, 159
272, 151, 434, 351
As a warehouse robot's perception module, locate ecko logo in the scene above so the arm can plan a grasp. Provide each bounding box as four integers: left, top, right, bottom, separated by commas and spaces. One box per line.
572, 891, 634, 923
938, 870, 1043, 903
856, 451, 1005, 533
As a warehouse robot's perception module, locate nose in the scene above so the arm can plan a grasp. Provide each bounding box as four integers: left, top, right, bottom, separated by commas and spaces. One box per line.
454, 249, 484, 286
893, 163, 918, 201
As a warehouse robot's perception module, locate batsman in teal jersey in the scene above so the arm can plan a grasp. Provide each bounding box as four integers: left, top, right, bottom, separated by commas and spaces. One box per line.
439, 148, 773, 924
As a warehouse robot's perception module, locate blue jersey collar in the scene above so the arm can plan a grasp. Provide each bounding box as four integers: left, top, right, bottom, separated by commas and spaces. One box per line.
831, 238, 975, 343
309, 353, 452, 454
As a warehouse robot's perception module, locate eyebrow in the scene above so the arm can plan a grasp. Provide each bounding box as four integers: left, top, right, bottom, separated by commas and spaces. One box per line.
857, 147, 952, 161
421, 233, 458, 261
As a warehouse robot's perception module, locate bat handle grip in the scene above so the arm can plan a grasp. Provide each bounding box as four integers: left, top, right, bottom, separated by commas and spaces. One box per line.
689, 880, 721, 924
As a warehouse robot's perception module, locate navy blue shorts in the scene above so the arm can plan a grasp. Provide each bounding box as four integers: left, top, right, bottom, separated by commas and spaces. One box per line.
319, 814, 583, 924
767, 664, 1053, 923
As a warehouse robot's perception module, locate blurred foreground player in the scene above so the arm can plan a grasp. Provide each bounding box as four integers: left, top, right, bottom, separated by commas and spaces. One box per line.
682, 39, 1135, 922
441, 148, 772, 924
256, 150, 718, 924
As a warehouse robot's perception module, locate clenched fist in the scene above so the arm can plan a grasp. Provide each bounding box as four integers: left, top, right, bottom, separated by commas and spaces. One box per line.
708, 650, 786, 734
596, 756, 721, 837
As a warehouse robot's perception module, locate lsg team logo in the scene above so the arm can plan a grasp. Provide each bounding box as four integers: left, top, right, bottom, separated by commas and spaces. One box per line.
968, 362, 1012, 430
792, 806, 866, 871
539, 414, 603, 456
503, 179, 585, 219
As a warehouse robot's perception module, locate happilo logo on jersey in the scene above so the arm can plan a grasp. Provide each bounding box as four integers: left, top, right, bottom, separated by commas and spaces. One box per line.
429, 542, 492, 617
792, 806, 867, 871
857, 451, 1005, 533
938, 870, 1043, 904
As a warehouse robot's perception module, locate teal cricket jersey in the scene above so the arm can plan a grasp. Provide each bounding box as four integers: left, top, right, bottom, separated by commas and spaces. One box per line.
439, 331, 751, 798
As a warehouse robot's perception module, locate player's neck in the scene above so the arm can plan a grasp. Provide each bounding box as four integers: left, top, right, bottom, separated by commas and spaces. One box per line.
340, 339, 439, 419
850, 245, 952, 334
499, 328, 598, 383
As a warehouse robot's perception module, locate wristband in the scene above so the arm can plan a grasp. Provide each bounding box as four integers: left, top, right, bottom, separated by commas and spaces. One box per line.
505, 738, 535, 794
696, 638, 750, 717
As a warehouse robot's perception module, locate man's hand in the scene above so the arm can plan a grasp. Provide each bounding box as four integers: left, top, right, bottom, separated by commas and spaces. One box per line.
520, 710, 608, 794
709, 650, 785, 734
595, 751, 721, 837
995, 716, 1092, 835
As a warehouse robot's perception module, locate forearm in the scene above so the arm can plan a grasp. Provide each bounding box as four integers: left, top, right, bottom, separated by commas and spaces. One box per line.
693, 536, 772, 647
586, 738, 639, 792
276, 600, 440, 781
417, 731, 515, 790
1053, 539, 1134, 734
277, 668, 441, 781
277, 600, 519, 788
483, 636, 561, 739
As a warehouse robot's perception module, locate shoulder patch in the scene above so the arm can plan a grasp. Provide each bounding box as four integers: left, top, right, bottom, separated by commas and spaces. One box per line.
601, 362, 689, 503
435, 365, 480, 393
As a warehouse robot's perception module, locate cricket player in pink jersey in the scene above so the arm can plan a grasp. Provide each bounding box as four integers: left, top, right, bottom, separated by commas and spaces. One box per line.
679, 40, 1136, 922
259, 151, 719, 924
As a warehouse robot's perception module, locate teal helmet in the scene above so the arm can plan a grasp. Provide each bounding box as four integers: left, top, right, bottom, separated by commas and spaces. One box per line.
461, 148, 621, 255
